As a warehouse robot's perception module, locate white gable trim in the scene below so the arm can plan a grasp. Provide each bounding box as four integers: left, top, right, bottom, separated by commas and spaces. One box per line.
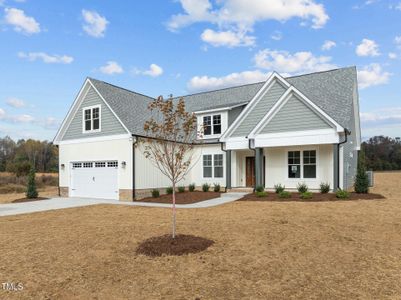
219, 72, 290, 141
53, 79, 130, 145
194, 102, 248, 115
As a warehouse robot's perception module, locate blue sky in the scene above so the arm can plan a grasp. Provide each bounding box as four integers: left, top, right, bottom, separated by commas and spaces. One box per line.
0, 0, 400, 141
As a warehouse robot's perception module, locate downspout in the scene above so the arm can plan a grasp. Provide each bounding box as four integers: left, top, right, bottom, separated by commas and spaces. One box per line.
132, 135, 137, 201
247, 137, 257, 192
337, 129, 350, 190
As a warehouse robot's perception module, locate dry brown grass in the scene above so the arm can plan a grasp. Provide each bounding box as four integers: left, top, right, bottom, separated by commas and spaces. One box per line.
1, 172, 401, 299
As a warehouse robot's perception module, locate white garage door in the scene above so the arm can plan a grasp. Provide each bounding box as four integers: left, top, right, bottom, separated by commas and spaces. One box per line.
70, 161, 119, 200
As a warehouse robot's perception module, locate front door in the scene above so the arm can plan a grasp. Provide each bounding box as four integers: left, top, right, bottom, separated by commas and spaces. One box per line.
246, 157, 255, 187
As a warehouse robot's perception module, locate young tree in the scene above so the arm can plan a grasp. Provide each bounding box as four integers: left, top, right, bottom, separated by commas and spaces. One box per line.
142, 96, 198, 238
26, 167, 38, 199
354, 150, 369, 193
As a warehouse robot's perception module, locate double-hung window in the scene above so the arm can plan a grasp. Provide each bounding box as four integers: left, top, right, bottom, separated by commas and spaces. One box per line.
203, 116, 212, 136
203, 114, 222, 136
203, 154, 224, 178
303, 150, 316, 178
288, 151, 301, 178
288, 150, 317, 179
83, 106, 101, 132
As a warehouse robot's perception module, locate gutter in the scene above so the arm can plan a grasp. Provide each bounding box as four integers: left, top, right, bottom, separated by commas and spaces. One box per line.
132, 135, 138, 201
337, 128, 351, 190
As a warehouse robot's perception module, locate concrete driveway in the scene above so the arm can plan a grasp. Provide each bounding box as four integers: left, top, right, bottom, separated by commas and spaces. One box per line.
0, 193, 247, 217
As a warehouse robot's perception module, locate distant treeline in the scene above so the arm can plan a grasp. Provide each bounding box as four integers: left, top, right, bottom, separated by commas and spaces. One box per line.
0, 136, 58, 176
363, 136, 401, 171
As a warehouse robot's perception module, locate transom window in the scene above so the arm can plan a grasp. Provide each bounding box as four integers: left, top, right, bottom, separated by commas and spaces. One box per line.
288, 150, 316, 179
203, 154, 224, 178
203, 114, 222, 136
95, 162, 106, 168
72, 162, 82, 168
83, 162, 93, 168
83, 106, 100, 132
107, 161, 118, 168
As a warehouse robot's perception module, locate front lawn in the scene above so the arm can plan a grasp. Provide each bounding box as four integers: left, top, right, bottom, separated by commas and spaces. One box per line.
140, 191, 221, 204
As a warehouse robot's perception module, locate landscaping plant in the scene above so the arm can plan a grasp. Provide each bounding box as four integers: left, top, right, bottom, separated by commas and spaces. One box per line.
279, 191, 291, 198
354, 150, 369, 193
178, 186, 185, 193
188, 183, 195, 192
151, 189, 160, 198
300, 191, 313, 199
256, 191, 268, 198
274, 184, 285, 194
336, 189, 350, 199
213, 183, 220, 192
255, 185, 264, 193
202, 183, 210, 192
26, 167, 38, 199
166, 187, 173, 194
320, 182, 330, 194
297, 182, 308, 193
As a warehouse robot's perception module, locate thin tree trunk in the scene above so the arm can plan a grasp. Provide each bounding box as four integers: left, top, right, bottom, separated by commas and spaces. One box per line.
172, 183, 176, 238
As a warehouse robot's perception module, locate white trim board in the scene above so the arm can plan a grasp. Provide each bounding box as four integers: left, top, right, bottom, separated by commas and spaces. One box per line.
58, 134, 132, 145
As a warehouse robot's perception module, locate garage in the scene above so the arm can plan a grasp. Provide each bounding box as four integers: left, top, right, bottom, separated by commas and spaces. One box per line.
70, 161, 119, 200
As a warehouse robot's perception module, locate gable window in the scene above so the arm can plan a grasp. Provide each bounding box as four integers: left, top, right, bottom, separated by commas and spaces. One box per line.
83, 105, 101, 133
213, 115, 221, 134
288, 150, 317, 179
203, 154, 224, 178
203, 116, 211, 135
202, 114, 222, 136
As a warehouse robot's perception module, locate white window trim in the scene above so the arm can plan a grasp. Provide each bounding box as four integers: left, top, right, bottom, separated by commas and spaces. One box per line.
82, 104, 101, 133
202, 153, 224, 179
202, 114, 222, 138
285, 147, 319, 181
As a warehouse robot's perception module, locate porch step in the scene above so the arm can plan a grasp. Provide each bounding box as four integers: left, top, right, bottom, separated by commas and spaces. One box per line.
227, 188, 253, 193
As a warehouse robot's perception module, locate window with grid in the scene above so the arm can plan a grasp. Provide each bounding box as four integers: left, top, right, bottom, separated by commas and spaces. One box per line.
72, 162, 82, 168
203, 155, 212, 178
214, 154, 223, 178
95, 161, 106, 168
92, 107, 100, 130
203, 116, 211, 135
83, 162, 93, 168
213, 115, 221, 134
288, 151, 301, 178
303, 150, 316, 178
83, 106, 100, 132
107, 161, 118, 168
84, 109, 91, 131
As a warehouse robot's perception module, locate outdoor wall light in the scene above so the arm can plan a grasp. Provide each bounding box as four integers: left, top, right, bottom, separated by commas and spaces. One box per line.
121, 161, 127, 168
61, 164, 65, 170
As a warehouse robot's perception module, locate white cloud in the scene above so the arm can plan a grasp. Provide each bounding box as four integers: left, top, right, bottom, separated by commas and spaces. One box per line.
201, 29, 255, 47
134, 64, 163, 77
394, 36, 401, 49
82, 10, 109, 38
357, 63, 390, 89
361, 107, 401, 127
389, 52, 398, 59
4, 8, 40, 34
321, 40, 336, 51
356, 39, 380, 57
254, 49, 336, 74
5, 97, 25, 108
271, 31, 282, 41
99, 61, 123, 75
0, 108, 34, 123
188, 70, 270, 92
43, 117, 59, 129
18, 52, 74, 64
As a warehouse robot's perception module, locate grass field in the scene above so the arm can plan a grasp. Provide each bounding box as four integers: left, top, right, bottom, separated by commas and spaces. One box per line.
0, 172, 400, 299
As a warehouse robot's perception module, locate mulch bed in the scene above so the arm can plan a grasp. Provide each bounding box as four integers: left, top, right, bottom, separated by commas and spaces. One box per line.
139, 191, 221, 204
12, 197, 49, 203
239, 192, 385, 202
136, 234, 215, 257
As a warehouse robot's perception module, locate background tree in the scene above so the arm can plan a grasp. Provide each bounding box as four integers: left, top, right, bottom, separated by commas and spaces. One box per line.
362, 136, 401, 171
354, 150, 369, 193
26, 167, 38, 199
142, 96, 198, 238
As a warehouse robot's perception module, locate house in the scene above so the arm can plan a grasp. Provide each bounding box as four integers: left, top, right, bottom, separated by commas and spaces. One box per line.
53, 67, 361, 200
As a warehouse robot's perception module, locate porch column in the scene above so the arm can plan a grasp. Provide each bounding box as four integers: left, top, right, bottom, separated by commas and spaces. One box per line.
226, 150, 232, 189
255, 148, 263, 188
333, 144, 339, 191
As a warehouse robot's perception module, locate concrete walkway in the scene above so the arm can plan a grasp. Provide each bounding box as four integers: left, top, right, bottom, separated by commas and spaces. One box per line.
0, 192, 247, 217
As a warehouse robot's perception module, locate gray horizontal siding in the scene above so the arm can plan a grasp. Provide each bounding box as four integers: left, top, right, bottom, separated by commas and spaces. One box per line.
62, 87, 127, 140
261, 94, 332, 134
231, 80, 286, 137
228, 105, 244, 126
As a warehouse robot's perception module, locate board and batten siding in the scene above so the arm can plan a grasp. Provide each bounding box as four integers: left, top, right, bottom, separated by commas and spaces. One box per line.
260, 94, 332, 134
62, 87, 127, 140
231, 80, 287, 137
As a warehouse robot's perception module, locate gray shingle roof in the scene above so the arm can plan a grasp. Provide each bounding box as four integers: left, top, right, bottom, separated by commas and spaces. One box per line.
89, 66, 357, 136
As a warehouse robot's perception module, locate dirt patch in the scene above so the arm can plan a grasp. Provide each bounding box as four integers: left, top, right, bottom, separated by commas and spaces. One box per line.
240, 191, 385, 202
136, 234, 214, 257
0, 186, 59, 204
12, 197, 49, 203
140, 191, 221, 204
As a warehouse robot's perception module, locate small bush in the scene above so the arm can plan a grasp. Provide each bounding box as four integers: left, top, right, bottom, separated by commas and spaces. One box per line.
274, 184, 285, 194
278, 191, 291, 199
256, 191, 268, 198
320, 182, 330, 194
354, 150, 369, 193
297, 182, 308, 193
151, 189, 160, 198
26, 167, 38, 199
336, 189, 350, 199
300, 191, 313, 199
166, 187, 173, 194
213, 183, 221, 192
255, 185, 264, 193
202, 183, 210, 192
188, 183, 196, 192
178, 186, 185, 193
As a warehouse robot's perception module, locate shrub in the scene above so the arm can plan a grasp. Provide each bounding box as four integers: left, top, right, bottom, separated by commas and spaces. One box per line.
255, 185, 264, 193
188, 183, 196, 192
166, 187, 173, 194
274, 184, 285, 194
320, 182, 330, 194
26, 167, 38, 199
336, 189, 350, 199
151, 189, 160, 198
300, 191, 313, 199
297, 182, 308, 193
354, 150, 369, 193
278, 191, 291, 199
213, 183, 221, 192
202, 183, 210, 192
178, 186, 185, 193
256, 191, 268, 198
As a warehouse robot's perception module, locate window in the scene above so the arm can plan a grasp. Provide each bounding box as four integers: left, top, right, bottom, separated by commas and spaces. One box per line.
83, 106, 100, 132
203, 155, 212, 178
214, 154, 223, 178
288, 151, 301, 178
72, 162, 82, 168
83, 162, 93, 168
202, 114, 222, 136
95, 161, 106, 168
107, 161, 118, 168
303, 150, 316, 178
